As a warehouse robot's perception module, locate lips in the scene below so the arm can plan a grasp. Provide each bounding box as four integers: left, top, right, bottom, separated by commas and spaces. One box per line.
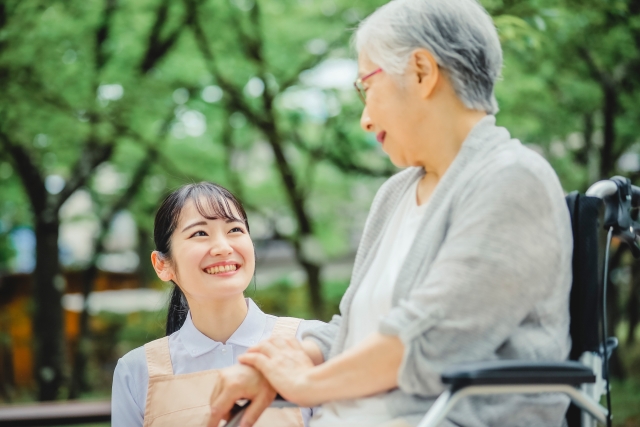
376, 131, 386, 144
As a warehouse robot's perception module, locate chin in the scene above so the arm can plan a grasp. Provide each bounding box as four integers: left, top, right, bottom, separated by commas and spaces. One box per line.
194, 280, 250, 300
388, 155, 410, 168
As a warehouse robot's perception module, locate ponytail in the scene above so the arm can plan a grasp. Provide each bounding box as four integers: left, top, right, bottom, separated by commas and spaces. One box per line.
166, 285, 189, 335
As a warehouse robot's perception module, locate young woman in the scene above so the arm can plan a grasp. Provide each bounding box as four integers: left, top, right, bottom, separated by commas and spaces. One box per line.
111, 182, 323, 426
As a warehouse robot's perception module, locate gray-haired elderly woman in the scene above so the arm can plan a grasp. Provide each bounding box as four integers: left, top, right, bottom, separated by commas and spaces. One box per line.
208, 0, 572, 426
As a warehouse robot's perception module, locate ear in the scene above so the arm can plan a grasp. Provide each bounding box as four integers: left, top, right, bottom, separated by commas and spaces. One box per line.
407, 48, 440, 99
151, 251, 175, 282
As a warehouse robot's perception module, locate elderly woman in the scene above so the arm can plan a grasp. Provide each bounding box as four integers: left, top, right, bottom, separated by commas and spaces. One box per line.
208, 0, 572, 426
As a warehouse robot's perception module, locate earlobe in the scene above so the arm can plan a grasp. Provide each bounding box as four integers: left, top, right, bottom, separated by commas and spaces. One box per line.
151, 251, 175, 282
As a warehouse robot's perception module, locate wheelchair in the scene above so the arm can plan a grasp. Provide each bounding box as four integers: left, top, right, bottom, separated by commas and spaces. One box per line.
416, 176, 640, 427
233, 176, 640, 427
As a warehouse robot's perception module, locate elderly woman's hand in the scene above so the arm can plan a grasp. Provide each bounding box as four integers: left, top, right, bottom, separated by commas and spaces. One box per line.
207, 364, 276, 427
238, 337, 318, 407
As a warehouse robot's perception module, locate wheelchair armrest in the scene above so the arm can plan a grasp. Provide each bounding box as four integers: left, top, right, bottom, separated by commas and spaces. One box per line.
441, 360, 596, 391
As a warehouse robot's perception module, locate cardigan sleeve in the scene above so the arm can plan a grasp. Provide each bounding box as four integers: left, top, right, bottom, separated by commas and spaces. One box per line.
378, 163, 572, 396
301, 314, 342, 361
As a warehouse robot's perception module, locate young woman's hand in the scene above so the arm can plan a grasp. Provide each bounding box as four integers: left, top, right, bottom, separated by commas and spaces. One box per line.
238, 337, 318, 407
207, 364, 276, 427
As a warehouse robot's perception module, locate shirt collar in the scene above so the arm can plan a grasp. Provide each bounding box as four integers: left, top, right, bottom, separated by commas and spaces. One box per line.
178, 298, 267, 357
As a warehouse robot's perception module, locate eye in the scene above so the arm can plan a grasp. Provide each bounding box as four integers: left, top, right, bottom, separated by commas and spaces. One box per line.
229, 226, 245, 234
190, 230, 208, 238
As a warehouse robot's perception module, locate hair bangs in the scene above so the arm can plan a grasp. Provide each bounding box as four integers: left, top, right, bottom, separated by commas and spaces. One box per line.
189, 184, 249, 232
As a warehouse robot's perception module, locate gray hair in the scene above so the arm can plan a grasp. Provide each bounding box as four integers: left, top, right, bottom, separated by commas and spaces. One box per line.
355, 0, 502, 114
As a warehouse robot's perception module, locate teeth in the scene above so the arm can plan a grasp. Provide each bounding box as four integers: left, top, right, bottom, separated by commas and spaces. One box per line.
205, 265, 238, 275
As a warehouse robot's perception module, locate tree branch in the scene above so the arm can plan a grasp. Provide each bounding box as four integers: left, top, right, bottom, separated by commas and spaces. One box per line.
0, 129, 47, 214
95, 0, 118, 72
139, 0, 189, 74
184, 0, 266, 127
55, 135, 115, 210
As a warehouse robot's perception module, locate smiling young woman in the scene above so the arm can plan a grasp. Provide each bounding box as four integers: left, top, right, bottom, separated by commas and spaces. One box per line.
111, 182, 324, 427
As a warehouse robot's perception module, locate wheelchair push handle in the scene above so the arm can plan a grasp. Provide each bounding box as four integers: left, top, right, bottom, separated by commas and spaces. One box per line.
586, 176, 640, 258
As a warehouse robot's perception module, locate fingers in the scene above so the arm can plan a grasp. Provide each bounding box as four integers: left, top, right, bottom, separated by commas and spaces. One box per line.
238, 352, 270, 372
239, 388, 276, 427
247, 337, 297, 354
284, 337, 302, 350
208, 397, 235, 427
245, 340, 274, 357
208, 381, 238, 427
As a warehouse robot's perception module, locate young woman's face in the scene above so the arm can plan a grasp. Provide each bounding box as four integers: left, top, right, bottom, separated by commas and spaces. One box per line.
161, 198, 255, 301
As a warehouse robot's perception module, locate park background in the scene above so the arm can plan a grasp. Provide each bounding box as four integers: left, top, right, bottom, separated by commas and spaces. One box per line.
1, 0, 640, 425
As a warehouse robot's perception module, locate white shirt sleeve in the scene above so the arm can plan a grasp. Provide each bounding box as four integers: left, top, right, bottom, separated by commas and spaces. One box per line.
111, 357, 145, 427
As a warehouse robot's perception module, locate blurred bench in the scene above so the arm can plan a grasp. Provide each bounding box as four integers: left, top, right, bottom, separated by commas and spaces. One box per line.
0, 400, 110, 426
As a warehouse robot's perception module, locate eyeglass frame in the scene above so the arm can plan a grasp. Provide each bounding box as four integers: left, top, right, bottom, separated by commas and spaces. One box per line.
354, 68, 383, 104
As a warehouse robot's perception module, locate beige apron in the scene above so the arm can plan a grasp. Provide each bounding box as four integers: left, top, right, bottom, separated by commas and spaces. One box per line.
142, 317, 305, 427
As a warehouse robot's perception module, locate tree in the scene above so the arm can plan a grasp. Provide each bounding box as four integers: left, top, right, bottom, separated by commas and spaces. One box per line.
0, 0, 189, 400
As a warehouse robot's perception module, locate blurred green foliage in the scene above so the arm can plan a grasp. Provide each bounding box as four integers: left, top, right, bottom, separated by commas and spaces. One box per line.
1, 0, 640, 418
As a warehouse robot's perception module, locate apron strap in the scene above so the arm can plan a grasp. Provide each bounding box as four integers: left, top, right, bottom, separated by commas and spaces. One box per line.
271, 317, 302, 340
144, 337, 173, 378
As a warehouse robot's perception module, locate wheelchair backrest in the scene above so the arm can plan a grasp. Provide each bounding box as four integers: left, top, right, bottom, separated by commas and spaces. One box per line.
565, 192, 602, 360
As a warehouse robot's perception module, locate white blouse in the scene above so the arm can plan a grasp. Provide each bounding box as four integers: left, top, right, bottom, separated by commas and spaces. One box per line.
312, 177, 427, 426
111, 298, 324, 426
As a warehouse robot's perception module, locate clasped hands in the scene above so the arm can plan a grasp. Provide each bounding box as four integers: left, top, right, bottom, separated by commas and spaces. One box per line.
207, 337, 319, 427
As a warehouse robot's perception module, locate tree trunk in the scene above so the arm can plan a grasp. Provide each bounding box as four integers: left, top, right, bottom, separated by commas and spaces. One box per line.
68, 264, 98, 399
261, 125, 325, 315
300, 261, 324, 319
137, 228, 155, 288
599, 83, 618, 179
33, 217, 63, 401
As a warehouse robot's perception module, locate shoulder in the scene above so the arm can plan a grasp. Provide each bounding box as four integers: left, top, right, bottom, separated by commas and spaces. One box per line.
471, 140, 564, 201
116, 345, 148, 378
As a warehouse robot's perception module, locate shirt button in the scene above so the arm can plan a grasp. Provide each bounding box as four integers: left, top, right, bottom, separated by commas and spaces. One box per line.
221, 348, 227, 353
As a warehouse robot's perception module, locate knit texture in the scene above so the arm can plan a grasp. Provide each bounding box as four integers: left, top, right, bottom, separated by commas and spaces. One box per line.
303, 115, 573, 426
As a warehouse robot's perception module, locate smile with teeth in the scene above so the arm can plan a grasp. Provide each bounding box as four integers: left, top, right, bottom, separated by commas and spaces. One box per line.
205, 264, 239, 275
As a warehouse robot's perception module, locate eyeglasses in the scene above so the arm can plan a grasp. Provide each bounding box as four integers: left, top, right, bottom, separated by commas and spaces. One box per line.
354, 68, 383, 104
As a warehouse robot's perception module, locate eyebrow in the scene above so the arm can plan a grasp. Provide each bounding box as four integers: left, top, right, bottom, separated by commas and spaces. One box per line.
181, 218, 244, 233
181, 221, 207, 233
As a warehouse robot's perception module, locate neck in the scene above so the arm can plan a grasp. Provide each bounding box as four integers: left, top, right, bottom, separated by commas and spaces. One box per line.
186, 293, 249, 343
416, 101, 487, 180
413, 103, 486, 206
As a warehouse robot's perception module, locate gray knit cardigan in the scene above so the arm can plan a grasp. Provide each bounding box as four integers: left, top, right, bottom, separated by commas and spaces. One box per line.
303, 115, 573, 427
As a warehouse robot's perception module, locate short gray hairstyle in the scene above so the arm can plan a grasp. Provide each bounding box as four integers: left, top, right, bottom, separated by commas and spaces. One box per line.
355, 0, 502, 114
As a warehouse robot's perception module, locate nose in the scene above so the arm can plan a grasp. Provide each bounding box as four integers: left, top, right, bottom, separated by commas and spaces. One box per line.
209, 235, 233, 257
360, 105, 374, 132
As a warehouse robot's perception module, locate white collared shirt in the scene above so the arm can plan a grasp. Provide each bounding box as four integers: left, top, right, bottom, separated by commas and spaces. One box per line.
112, 298, 324, 426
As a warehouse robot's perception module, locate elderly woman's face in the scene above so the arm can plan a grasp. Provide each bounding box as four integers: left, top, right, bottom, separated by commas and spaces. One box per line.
358, 53, 426, 167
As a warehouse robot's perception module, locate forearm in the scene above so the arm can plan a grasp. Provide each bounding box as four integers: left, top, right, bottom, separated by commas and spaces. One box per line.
303, 333, 403, 405
301, 339, 325, 366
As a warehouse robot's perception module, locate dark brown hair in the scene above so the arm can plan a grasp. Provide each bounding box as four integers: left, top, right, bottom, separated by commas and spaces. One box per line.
153, 182, 249, 335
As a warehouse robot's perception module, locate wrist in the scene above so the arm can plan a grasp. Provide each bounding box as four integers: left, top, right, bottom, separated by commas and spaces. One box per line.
297, 364, 333, 407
